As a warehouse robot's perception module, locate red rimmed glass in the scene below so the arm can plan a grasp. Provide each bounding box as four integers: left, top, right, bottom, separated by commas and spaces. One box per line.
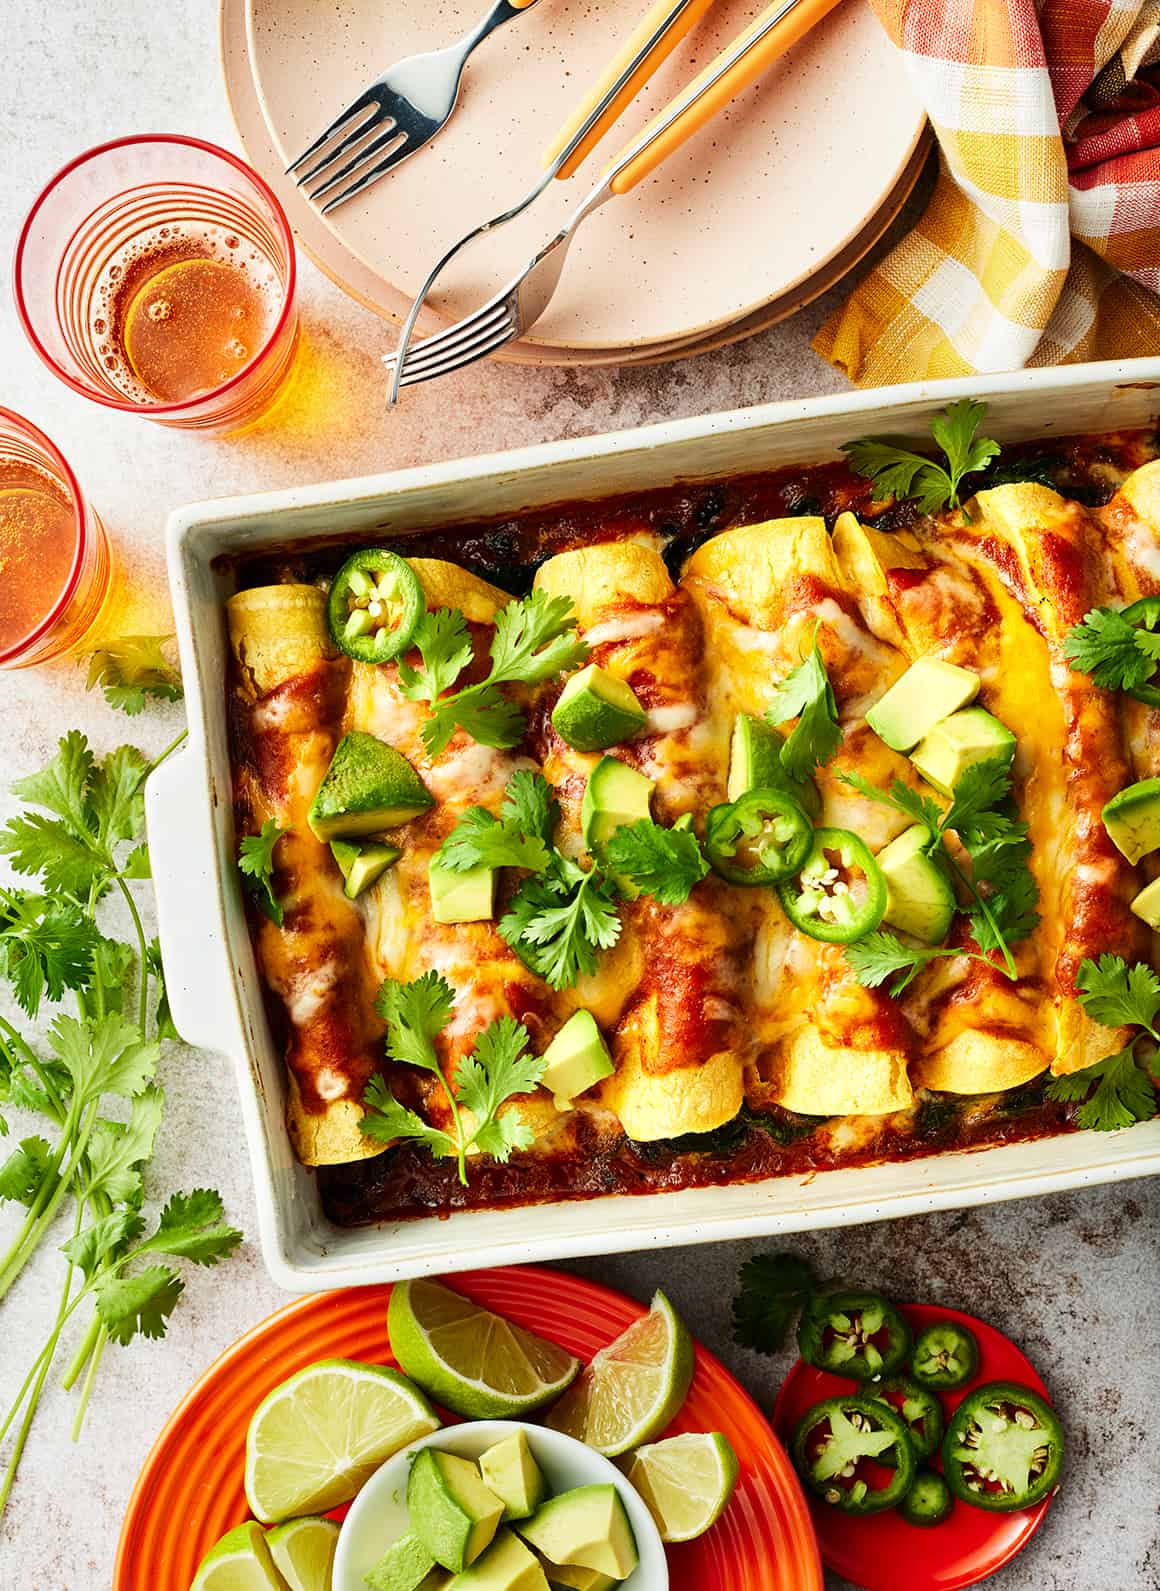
0, 409, 112, 670
14, 135, 298, 435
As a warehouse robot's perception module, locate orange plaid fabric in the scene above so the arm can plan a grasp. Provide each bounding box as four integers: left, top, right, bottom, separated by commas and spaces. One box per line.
814, 0, 1160, 384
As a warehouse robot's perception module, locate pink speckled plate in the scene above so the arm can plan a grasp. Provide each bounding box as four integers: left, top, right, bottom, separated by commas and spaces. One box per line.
221, 0, 925, 357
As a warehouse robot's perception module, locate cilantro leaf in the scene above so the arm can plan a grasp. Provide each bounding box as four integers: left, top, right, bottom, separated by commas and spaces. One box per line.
603, 819, 710, 905
0, 891, 100, 1017
766, 635, 841, 782
360, 1076, 456, 1155
455, 1016, 545, 1145
396, 608, 475, 705
145, 938, 179, 1041
843, 931, 958, 996
500, 863, 621, 990
133, 1188, 243, 1267
1076, 955, 1160, 1035
470, 1111, 535, 1162
12, 731, 93, 831
237, 819, 287, 927
375, 971, 457, 1073
83, 1087, 165, 1204
487, 591, 589, 687
1047, 1045, 1157, 1131
86, 635, 183, 715
50, 1014, 158, 1104
0, 1136, 59, 1208
62, 1210, 146, 1281
0, 814, 109, 899
732, 1253, 817, 1354
941, 760, 1016, 840
1063, 606, 1160, 692
88, 746, 148, 850
436, 772, 560, 874
843, 400, 1001, 514
429, 685, 526, 754
837, 772, 942, 836
90, 937, 137, 1018
500, 769, 560, 844
96, 1264, 184, 1345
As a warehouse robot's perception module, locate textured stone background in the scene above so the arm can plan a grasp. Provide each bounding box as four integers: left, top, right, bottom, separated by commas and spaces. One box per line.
1, 2, 1158, 1586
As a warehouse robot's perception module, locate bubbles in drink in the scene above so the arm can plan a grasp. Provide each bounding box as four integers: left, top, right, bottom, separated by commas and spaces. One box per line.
0, 464, 77, 654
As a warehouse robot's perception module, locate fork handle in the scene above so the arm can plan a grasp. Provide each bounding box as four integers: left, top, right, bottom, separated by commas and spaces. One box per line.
544, 0, 719, 181
607, 0, 846, 194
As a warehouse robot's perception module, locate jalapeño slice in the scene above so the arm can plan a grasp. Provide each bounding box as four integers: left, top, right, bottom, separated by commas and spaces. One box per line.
942, 1381, 1064, 1512
791, 1394, 916, 1515
867, 1375, 943, 1465
1120, 597, 1160, 708
327, 549, 425, 663
899, 1468, 953, 1528
777, 827, 887, 943
798, 1290, 912, 1381
911, 1320, 979, 1391
704, 789, 813, 885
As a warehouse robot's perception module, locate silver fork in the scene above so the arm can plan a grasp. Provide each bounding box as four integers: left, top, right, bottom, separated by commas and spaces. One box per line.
288, 0, 545, 214
386, 0, 835, 395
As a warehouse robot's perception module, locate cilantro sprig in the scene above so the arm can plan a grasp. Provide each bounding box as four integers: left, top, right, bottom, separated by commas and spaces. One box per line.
839, 761, 1039, 989
1063, 605, 1160, 693
238, 819, 288, 926
603, 819, 709, 905
766, 631, 841, 784
1046, 955, 1159, 1131
85, 635, 183, 716
360, 971, 546, 1182
732, 1252, 817, 1354
399, 592, 588, 757
842, 399, 1001, 515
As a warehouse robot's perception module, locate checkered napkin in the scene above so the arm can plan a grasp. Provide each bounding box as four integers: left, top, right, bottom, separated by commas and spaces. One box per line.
814, 0, 1160, 384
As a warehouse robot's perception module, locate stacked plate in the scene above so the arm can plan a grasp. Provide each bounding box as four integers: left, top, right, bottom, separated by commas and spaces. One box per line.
221, 0, 928, 365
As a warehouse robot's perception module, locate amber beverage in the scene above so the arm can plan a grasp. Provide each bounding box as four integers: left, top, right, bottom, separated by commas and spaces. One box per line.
0, 411, 111, 669
15, 137, 298, 435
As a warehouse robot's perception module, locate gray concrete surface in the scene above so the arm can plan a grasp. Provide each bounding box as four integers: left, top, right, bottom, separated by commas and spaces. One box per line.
0, 2, 1157, 1586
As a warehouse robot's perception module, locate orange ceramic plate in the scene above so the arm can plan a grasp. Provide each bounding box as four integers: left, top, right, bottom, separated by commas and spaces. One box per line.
115, 1265, 821, 1591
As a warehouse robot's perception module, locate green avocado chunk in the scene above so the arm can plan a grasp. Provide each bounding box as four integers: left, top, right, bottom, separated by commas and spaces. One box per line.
538, 1561, 616, 1591
876, 825, 956, 945
429, 857, 496, 924
540, 1012, 614, 1109
330, 839, 401, 900
866, 658, 981, 753
1103, 777, 1160, 865
449, 1530, 549, 1590
307, 731, 433, 841
727, 713, 821, 818
910, 707, 1015, 796
478, 1431, 547, 1523
580, 757, 655, 852
1130, 875, 1160, 928
552, 666, 647, 752
365, 1532, 441, 1591
516, 1487, 638, 1581
408, 1450, 504, 1573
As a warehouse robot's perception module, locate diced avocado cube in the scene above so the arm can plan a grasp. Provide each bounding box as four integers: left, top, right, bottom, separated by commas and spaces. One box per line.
448, 1530, 549, 1590
580, 757, 655, 853
540, 1012, 614, 1110
365, 1532, 440, 1591
478, 1431, 547, 1522
408, 1450, 504, 1573
910, 707, 1015, 796
308, 731, 433, 841
331, 838, 401, 900
727, 713, 821, 817
1103, 777, 1160, 865
552, 666, 647, 753
429, 857, 496, 924
876, 825, 956, 945
866, 658, 981, 752
1131, 876, 1160, 928
516, 1487, 638, 1581
538, 1560, 617, 1591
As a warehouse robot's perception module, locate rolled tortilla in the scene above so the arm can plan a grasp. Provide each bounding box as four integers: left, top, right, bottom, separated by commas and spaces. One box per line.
228, 584, 384, 1166
684, 518, 916, 1118
532, 539, 747, 1141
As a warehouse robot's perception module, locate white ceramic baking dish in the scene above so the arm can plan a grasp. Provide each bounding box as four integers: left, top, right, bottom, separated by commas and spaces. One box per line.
148, 359, 1160, 1292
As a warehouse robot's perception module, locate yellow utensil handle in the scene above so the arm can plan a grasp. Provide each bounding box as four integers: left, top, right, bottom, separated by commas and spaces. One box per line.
509, 0, 542, 8
544, 0, 719, 180
609, 0, 846, 194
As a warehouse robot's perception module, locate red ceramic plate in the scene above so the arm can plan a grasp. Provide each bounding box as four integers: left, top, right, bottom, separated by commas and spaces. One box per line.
116, 1265, 821, 1591
773, 1305, 1055, 1591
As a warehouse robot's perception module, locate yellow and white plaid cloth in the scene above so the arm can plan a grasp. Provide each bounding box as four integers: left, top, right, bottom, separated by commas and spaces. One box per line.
815, 0, 1160, 384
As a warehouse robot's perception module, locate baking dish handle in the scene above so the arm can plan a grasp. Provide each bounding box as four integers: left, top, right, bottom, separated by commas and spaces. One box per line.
145, 747, 245, 1057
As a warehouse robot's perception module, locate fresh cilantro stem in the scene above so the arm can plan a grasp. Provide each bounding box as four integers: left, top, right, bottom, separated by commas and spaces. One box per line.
944, 851, 1017, 981
438, 1062, 470, 1186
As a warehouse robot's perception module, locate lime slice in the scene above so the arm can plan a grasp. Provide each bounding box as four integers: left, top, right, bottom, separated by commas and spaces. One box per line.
191, 1522, 286, 1591
388, 1278, 581, 1419
266, 1516, 340, 1589
245, 1359, 439, 1524
625, 1431, 739, 1542
544, 1291, 693, 1457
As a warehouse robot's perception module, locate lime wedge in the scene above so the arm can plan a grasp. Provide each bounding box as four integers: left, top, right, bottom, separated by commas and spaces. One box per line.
245, 1359, 439, 1524
388, 1278, 581, 1419
266, 1515, 340, 1589
191, 1522, 287, 1590
544, 1291, 693, 1457
625, 1431, 739, 1542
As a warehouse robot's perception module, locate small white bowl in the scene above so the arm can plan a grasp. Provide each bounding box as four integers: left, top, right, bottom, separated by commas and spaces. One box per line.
333, 1419, 668, 1591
